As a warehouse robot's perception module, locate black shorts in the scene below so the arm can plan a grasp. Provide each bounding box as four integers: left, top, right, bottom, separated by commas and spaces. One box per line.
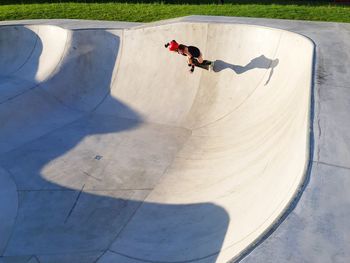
188, 46, 201, 58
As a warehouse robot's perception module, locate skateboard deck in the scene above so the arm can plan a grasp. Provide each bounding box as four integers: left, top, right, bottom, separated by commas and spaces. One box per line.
193, 59, 214, 71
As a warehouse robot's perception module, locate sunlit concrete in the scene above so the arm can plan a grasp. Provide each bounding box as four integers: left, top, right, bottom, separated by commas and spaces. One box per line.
0, 18, 315, 263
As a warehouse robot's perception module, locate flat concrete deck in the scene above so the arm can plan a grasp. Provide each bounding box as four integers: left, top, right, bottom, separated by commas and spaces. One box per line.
0, 16, 349, 263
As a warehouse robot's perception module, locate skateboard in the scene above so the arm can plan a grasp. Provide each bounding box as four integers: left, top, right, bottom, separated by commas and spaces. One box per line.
192, 59, 214, 71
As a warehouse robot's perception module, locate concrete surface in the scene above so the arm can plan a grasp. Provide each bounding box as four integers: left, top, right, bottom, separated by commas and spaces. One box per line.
0, 16, 348, 263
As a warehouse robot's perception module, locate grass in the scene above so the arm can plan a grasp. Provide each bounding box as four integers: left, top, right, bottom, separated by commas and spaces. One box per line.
0, 2, 349, 23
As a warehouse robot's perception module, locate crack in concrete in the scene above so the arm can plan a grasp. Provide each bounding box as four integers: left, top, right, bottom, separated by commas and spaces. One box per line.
83, 171, 102, 182
64, 184, 85, 224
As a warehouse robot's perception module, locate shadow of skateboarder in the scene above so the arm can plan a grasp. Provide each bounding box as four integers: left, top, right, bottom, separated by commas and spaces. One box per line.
213, 55, 279, 85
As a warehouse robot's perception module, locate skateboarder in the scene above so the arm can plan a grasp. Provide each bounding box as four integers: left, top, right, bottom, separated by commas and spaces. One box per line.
165, 40, 212, 73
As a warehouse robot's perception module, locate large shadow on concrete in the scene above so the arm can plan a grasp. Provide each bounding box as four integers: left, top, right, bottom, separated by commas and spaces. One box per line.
214, 55, 279, 85
0, 27, 229, 263
0, 26, 44, 258
0, 25, 43, 103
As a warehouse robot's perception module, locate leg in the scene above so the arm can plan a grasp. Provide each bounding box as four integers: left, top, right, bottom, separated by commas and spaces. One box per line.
197, 53, 204, 64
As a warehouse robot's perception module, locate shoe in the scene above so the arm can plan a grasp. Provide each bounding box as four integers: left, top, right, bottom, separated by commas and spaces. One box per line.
209, 62, 214, 72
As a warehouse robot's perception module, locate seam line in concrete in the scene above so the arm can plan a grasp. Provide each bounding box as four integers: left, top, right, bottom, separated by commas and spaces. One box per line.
313, 160, 350, 171
1, 249, 105, 258
317, 83, 350, 90
0, 166, 20, 257
18, 188, 153, 192
64, 184, 85, 224
27, 255, 41, 263
108, 248, 220, 263
7, 26, 39, 77
102, 131, 194, 261
0, 83, 39, 105
0, 114, 87, 157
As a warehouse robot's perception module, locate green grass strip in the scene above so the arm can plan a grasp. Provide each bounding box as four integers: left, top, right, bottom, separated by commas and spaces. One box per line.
0, 3, 349, 23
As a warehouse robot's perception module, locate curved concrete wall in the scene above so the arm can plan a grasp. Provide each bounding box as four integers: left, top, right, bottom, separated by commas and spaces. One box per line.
0, 25, 68, 80
103, 22, 314, 262
0, 26, 121, 154
0, 22, 313, 263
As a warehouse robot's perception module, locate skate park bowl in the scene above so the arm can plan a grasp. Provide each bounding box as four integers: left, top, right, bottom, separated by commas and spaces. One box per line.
0, 22, 314, 263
